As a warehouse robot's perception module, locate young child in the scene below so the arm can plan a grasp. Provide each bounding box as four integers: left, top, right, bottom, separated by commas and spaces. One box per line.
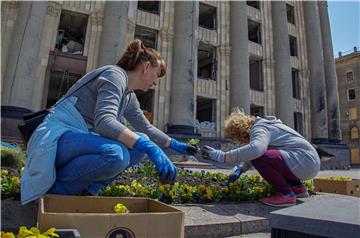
202, 109, 320, 207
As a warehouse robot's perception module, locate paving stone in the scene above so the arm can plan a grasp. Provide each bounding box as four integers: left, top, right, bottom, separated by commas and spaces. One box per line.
218, 202, 277, 234
1, 199, 38, 229
174, 204, 241, 237
270, 193, 360, 238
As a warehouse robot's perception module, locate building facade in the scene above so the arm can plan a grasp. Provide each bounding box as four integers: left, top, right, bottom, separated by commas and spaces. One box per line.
1, 1, 339, 141
336, 49, 360, 165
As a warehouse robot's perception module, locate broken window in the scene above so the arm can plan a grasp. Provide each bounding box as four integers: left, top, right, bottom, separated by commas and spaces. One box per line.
196, 97, 216, 123
55, 10, 88, 55
248, 20, 261, 44
292, 68, 301, 99
137, 1, 160, 15
46, 71, 80, 108
198, 43, 217, 80
135, 89, 155, 124
199, 3, 216, 30
294, 112, 303, 134
348, 88, 356, 100
134, 26, 158, 49
286, 4, 295, 25
250, 105, 264, 117
249, 58, 263, 91
247, 1, 260, 9
289, 36, 298, 56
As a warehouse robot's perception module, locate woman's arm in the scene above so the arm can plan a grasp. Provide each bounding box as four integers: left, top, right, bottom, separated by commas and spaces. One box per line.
229, 126, 271, 163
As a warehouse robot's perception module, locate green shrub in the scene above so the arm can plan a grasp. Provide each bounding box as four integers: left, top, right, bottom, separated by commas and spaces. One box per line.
1, 145, 26, 168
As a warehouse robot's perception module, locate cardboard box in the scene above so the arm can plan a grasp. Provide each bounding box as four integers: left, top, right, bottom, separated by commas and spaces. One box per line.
314, 178, 360, 197
38, 195, 184, 238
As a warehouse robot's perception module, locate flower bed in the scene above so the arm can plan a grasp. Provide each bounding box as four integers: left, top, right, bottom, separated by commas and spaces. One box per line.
1, 144, 315, 204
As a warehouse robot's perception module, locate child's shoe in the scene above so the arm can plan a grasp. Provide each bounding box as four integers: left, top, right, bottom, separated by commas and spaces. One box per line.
292, 184, 309, 198
261, 192, 296, 207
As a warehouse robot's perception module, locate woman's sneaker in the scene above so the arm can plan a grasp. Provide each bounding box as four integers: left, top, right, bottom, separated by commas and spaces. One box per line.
261, 192, 296, 207
292, 184, 309, 198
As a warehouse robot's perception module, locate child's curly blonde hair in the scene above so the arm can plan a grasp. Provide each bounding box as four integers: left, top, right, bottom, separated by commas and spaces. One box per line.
224, 108, 256, 144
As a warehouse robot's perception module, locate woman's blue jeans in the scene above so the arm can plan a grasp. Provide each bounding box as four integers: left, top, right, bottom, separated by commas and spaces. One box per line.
47, 131, 147, 195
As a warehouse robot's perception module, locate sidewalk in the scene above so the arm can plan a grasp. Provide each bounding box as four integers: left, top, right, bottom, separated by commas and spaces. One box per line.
173, 193, 336, 238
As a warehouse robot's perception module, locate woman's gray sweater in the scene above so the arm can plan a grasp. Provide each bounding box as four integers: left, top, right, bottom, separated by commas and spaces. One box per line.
230, 116, 320, 180
72, 65, 170, 146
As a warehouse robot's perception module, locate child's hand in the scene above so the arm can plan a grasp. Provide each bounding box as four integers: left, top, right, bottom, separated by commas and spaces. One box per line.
201, 145, 225, 162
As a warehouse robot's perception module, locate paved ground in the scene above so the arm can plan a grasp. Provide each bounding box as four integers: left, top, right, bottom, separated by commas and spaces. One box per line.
173, 193, 335, 238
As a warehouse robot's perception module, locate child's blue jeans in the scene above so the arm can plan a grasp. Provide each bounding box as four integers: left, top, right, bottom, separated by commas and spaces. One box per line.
47, 131, 147, 195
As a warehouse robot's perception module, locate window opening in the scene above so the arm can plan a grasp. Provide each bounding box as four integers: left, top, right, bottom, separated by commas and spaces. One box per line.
46, 71, 80, 108
198, 43, 217, 80
199, 3, 216, 30
55, 10, 88, 55
134, 26, 158, 49
286, 4, 295, 24
292, 68, 301, 99
137, 1, 160, 15
135, 89, 155, 124
294, 112, 303, 135
247, 1, 260, 9
196, 97, 216, 133
346, 71, 353, 82
250, 105, 264, 117
351, 127, 359, 139
348, 88, 356, 101
248, 20, 261, 44
289, 36, 298, 56
250, 58, 263, 91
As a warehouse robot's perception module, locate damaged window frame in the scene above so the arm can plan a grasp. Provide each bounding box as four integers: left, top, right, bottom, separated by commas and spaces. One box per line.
250, 104, 264, 117
247, 1, 260, 10
348, 88, 356, 101
134, 25, 158, 49
196, 96, 216, 123
248, 19, 262, 44
249, 57, 264, 91
292, 68, 301, 99
55, 10, 88, 56
137, 1, 160, 15
289, 35, 298, 57
199, 3, 217, 30
294, 112, 303, 135
198, 43, 217, 81
286, 3, 296, 25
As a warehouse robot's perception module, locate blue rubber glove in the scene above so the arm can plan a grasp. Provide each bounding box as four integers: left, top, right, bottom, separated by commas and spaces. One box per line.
169, 139, 198, 155
133, 136, 177, 184
227, 165, 243, 184
227, 162, 251, 185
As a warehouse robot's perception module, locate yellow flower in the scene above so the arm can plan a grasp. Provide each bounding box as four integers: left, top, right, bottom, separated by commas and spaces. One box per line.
159, 185, 166, 192
1, 169, 9, 176
42, 228, 59, 237
202, 187, 213, 199
113, 203, 129, 214
11, 176, 20, 185
1, 231, 15, 238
